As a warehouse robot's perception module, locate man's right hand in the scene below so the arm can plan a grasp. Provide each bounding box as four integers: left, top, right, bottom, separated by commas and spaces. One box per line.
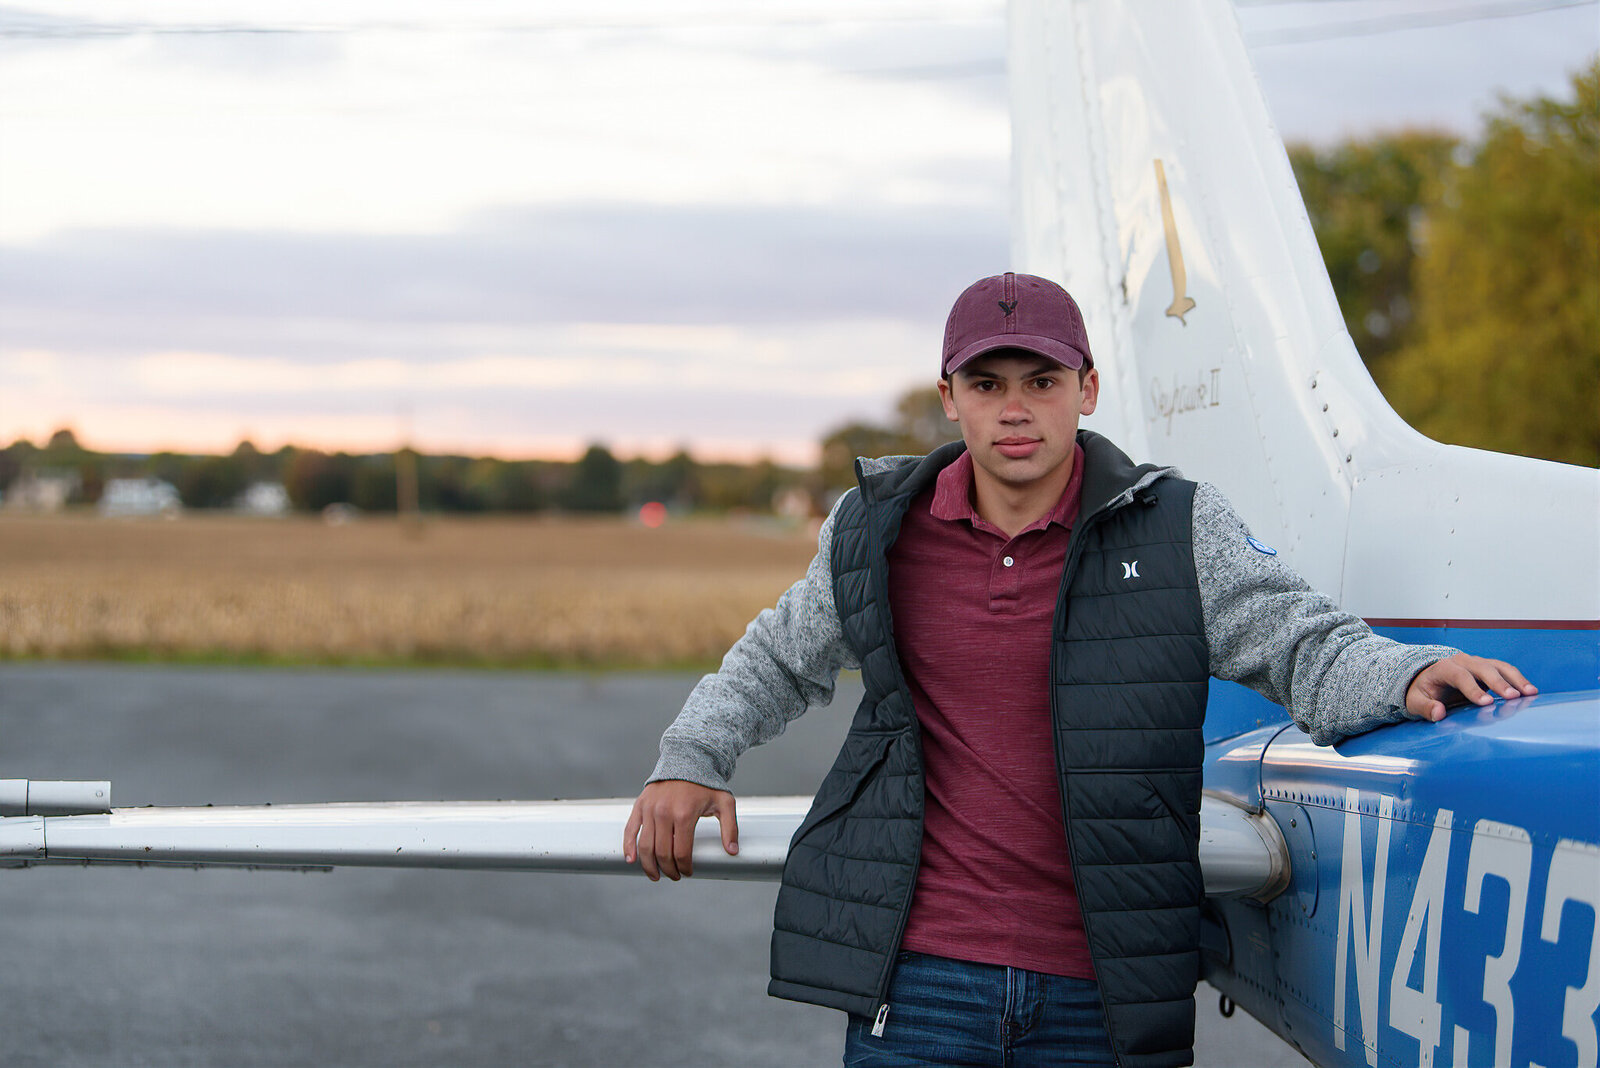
622, 779, 739, 881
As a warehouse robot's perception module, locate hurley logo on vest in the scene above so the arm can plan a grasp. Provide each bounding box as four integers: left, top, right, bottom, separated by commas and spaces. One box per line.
1121, 560, 1141, 579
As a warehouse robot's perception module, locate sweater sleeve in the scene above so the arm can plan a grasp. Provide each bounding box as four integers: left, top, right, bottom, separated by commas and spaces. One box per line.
646, 492, 860, 792
1191, 482, 1459, 745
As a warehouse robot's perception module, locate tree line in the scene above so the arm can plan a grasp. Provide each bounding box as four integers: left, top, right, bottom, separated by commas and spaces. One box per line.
1288, 59, 1597, 467
0, 430, 809, 516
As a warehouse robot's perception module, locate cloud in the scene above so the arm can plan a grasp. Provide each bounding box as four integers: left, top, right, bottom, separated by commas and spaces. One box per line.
0, 11, 1009, 243
1243, 5, 1599, 144
718, 15, 1008, 111
0, 196, 1004, 459
0, 200, 1007, 345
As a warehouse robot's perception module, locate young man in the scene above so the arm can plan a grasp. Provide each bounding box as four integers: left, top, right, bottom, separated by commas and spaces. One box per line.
623, 273, 1534, 1067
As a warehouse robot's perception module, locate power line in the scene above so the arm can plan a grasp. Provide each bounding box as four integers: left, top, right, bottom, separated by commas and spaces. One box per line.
0, 4, 1004, 40
1242, 0, 1595, 46
3, 0, 1586, 74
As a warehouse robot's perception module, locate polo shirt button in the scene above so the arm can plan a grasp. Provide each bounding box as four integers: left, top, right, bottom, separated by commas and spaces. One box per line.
1002, 556, 1014, 567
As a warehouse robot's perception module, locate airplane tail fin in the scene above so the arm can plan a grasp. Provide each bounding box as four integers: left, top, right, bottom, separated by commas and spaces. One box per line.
1008, 0, 1597, 684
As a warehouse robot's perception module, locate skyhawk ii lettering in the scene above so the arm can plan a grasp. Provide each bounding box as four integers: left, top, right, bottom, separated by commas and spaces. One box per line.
1149, 368, 1223, 435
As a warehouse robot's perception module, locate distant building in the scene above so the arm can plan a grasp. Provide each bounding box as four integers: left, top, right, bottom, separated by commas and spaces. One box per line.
236, 481, 290, 517
773, 485, 816, 522
321, 502, 360, 526
98, 478, 182, 518
5, 469, 81, 513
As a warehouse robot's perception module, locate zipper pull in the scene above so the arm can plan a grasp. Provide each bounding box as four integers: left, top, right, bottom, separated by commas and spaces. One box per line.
871, 1003, 890, 1037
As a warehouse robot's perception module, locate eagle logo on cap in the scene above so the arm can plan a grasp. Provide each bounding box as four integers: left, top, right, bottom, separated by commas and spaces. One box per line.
998, 299, 1018, 315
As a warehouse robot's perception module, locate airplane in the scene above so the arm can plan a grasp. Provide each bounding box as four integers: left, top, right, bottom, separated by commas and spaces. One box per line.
1004, 4, 1599, 1067
3, 2, 1595, 1066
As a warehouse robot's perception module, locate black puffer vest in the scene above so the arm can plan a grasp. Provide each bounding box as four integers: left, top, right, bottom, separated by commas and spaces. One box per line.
768, 432, 1209, 1067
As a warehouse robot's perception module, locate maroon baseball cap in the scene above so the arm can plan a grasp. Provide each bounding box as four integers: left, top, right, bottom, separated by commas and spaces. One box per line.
941, 272, 1093, 376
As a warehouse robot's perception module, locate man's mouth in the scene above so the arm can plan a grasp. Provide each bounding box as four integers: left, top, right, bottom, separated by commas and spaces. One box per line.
994, 438, 1042, 459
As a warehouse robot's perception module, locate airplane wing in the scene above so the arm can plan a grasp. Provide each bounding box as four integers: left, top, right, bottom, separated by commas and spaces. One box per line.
0, 781, 1288, 899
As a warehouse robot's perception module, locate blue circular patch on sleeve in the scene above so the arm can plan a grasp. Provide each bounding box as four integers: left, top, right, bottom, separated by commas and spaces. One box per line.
1246, 536, 1277, 556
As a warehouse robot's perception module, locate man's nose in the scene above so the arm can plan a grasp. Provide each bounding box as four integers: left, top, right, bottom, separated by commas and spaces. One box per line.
1000, 397, 1030, 422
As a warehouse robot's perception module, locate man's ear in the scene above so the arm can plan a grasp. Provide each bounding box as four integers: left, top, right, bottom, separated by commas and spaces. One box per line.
1079, 367, 1100, 416
938, 377, 960, 423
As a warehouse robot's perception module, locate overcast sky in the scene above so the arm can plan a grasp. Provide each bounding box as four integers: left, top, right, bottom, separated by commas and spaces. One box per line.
1, 0, 1594, 463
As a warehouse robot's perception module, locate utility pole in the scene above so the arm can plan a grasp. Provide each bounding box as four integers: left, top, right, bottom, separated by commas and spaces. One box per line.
397, 404, 421, 539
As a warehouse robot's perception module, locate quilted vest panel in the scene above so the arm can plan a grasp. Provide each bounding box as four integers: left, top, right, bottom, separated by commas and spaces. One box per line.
1056, 478, 1207, 1067
767, 447, 952, 1016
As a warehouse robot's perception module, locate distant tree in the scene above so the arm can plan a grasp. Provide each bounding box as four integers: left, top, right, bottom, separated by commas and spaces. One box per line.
694, 462, 744, 512
817, 385, 960, 493
177, 454, 249, 508
894, 386, 960, 454
0, 438, 38, 490
464, 456, 555, 512
421, 455, 473, 512
144, 451, 188, 486
75, 461, 105, 504
623, 449, 701, 510
351, 456, 399, 512
819, 422, 907, 493
744, 458, 785, 513
230, 440, 275, 484
1379, 61, 1600, 466
563, 444, 624, 512
496, 460, 550, 512
395, 447, 420, 517
660, 449, 700, 504
270, 445, 295, 482
32, 429, 103, 503
621, 458, 653, 505
1290, 132, 1458, 370
691, 458, 805, 513
282, 449, 356, 511
44, 428, 82, 455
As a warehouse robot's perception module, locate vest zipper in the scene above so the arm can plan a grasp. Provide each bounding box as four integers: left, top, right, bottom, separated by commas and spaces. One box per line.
858, 463, 927, 1030
873, 719, 923, 1008
1051, 498, 1127, 1065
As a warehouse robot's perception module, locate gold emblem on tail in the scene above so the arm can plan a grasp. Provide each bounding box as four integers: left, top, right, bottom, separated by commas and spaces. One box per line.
1155, 159, 1196, 324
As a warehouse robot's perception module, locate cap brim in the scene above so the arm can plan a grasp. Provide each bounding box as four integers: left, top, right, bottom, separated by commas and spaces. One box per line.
944, 334, 1088, 375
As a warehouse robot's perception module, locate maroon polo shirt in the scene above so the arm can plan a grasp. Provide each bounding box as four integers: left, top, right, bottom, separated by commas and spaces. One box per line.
887, 445, 1094, 980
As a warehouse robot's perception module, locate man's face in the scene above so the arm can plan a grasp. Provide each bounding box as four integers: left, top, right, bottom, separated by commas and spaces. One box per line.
938, 351, 1099, 496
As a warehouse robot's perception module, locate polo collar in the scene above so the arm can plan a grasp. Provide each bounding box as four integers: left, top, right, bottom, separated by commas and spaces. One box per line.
929, 445, 1085, 532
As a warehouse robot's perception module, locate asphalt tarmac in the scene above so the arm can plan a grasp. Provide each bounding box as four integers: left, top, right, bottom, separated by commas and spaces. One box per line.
0, 664, 1305, 1067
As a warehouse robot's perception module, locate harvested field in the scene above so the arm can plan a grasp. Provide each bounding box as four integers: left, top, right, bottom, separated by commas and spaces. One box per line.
0, 513, 819, 669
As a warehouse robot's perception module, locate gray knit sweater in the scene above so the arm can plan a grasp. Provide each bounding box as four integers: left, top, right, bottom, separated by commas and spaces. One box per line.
649, 458, 1456, 792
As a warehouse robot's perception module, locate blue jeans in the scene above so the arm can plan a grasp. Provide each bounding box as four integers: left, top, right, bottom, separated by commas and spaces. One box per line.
843, 951, 1115, 1067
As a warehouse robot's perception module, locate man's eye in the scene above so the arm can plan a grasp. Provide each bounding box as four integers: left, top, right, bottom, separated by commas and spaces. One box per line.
1032, 377, 1056, 390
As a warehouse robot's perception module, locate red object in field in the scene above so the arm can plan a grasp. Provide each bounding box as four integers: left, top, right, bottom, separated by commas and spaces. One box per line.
639, 501, 668, 528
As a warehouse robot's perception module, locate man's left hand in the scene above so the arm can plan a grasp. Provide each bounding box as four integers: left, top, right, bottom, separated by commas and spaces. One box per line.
1405, 652, 1538, 722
